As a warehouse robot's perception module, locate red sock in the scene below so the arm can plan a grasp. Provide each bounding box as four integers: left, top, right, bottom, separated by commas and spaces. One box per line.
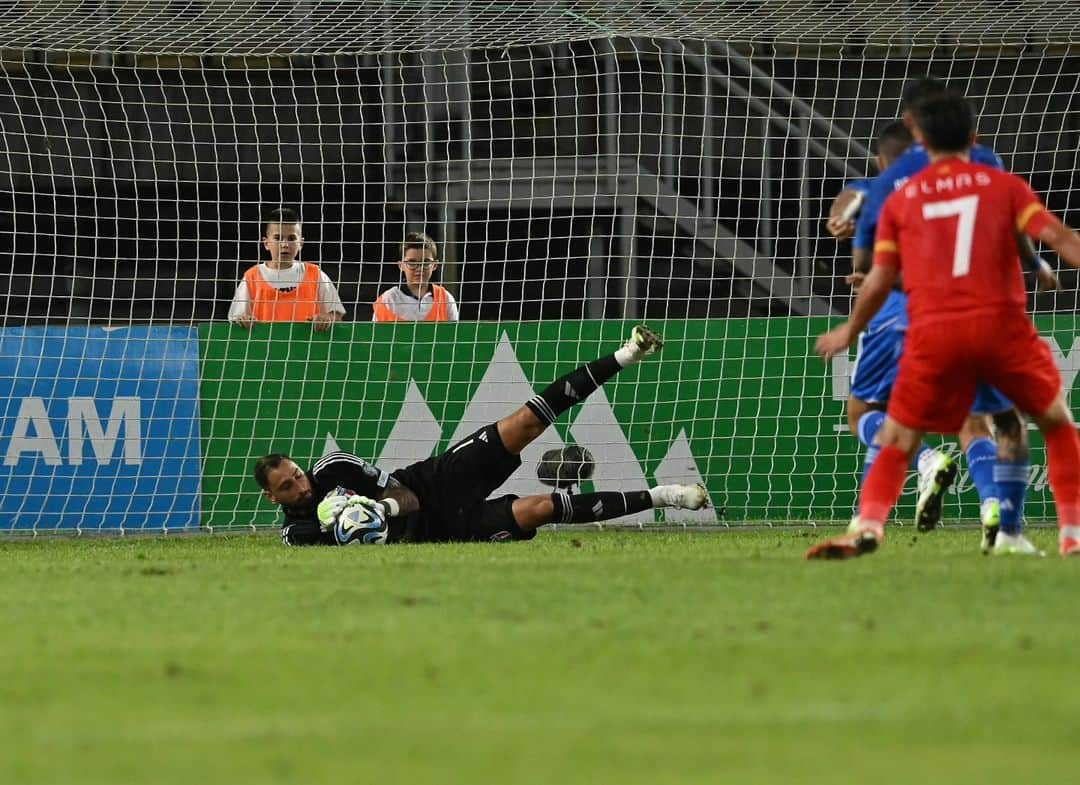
858, 444, 909, 524
1043, 422, 1080, 526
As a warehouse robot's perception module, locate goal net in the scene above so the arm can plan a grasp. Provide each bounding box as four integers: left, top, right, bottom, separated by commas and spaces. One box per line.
1, 0, 1078, 533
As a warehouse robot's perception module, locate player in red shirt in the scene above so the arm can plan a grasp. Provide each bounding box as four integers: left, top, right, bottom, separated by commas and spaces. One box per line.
807, 89, 1080, 559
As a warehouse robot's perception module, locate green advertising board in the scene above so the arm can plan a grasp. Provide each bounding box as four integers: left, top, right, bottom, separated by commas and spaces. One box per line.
198, 317, 1080, 529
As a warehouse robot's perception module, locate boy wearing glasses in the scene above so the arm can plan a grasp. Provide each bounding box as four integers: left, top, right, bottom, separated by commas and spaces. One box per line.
373, 231, 460, 322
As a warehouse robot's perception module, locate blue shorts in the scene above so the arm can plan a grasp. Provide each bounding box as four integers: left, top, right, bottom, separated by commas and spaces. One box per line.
850, 327, 1013, 415
971, 383, 1013, 415
849, 326, 903, 404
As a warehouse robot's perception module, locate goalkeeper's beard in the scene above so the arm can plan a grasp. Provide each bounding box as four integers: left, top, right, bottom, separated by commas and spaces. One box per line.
283, 491, 315, 516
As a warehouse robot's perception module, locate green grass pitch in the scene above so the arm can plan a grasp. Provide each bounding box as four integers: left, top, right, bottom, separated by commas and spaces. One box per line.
2, 528, 1078, 785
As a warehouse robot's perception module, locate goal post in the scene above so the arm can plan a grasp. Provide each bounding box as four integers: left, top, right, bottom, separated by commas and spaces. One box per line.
1, 0, 1078, 533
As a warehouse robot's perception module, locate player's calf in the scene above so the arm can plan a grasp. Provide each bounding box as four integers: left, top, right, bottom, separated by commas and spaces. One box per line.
546, 483, 708, 525
522, 324, 663, 433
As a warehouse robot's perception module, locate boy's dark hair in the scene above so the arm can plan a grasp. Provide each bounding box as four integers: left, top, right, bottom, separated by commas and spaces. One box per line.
263, 207, 301, 234
901, 76, 948, 112
875, 120, 914, 166
913, 90, 974, 153
401, 231, 438, 260
254, 453, 291, 490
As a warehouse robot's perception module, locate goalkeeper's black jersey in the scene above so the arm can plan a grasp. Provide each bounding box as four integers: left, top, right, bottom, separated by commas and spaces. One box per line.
279, 451, 421, 545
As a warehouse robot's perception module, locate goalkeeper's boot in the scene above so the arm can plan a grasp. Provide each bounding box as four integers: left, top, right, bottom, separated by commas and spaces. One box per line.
626, 324, 664, 360
652, 483, 709, 511
1059, 526, 1080, 557
805, 522, 883, 560
992, 532, 1045, 557
915, 451, 957, 531
979, 498, 1000, 555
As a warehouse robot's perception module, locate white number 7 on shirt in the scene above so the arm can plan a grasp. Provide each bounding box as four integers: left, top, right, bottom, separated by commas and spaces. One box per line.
922, 195, 979, 277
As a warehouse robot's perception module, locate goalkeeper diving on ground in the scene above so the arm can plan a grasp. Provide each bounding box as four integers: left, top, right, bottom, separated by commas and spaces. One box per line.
253, 325, 709, 545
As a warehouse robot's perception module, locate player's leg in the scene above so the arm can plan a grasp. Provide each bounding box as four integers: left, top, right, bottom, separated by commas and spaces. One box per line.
985, 408, 1042, 555
984, 315, 1080, 557
445, 484, 709, 542
511, 484, 709, 533
807, 416, 926, 560
1028, 398, 1080, 557
808, 324, 976, 560
497, 324, 662, 455
851, 394, 954, 532
847, 325, 953, 531
427, 326, 663, 510
956, 413, 999, 547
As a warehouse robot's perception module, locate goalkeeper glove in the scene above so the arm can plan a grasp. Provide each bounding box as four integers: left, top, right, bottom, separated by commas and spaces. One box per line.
315, 488, 354, 531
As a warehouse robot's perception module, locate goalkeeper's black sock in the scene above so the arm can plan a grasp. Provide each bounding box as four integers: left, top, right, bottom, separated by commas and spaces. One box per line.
551, 491, 652, 524
525, 355, 622, 426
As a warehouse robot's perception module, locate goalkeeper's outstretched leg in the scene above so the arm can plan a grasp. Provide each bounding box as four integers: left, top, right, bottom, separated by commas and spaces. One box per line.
496, 324, 663, 455
510, 483, 709, 535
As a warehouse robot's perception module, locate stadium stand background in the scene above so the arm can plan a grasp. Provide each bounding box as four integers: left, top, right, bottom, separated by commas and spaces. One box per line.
3, 0, 1079, 325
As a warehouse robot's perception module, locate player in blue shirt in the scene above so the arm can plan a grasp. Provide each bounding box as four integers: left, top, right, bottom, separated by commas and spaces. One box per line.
833, 119, 963, 538
835, 79, 1057, 555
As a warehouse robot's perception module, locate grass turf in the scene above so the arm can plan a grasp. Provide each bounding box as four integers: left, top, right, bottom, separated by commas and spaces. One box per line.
1, 527, 1078, 785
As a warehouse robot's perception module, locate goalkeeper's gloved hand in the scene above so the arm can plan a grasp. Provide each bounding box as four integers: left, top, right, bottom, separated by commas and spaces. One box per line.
315, 488, 354, 531
317, 487, 370, 530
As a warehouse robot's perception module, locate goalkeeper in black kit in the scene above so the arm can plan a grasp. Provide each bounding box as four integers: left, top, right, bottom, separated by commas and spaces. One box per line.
253, 326, 709, 545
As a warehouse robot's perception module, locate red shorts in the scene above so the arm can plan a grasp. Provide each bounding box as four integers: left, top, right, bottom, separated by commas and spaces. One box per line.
888, 311, 1061, 433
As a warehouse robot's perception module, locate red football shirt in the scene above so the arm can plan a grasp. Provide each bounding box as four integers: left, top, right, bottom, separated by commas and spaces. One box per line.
873, 158, 1055, 324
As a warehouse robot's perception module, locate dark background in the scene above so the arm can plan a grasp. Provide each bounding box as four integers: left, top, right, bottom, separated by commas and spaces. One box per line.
4, 43, 1079, 325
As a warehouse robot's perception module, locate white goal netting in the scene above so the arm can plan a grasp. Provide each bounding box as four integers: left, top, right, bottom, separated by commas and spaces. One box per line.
1, 1, 1079, 532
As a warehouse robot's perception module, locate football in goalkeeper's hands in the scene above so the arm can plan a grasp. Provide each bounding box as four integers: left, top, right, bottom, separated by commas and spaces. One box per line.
329, 495, 389, 546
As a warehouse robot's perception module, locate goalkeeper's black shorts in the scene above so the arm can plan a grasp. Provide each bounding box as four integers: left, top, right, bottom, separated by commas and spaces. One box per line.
391, 423, 536, 543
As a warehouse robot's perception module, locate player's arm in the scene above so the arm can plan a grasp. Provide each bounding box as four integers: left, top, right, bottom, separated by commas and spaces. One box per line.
826, 187, 865, 240
845, 247, 873, 289
847, 177, 888, 287
1017, 233, 1060, 292
1014, 183, 1080, 271
378, 476, 420, 517
816, 200, 900, 361
978, 147, 1057, 285
816, 262, 898, 361
310, 452, 415, 521
1032, 218, 1080, 270
281, 519, 336, 546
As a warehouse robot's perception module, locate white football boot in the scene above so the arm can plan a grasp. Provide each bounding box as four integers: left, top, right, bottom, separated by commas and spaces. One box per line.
915, 450, 957, 531
992, 532, 1046, 557
651, 484, 709, 510
617, 324, 664, 366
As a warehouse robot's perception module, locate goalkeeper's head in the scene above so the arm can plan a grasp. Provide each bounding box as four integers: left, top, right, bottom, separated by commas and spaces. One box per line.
254, 453, 314, 510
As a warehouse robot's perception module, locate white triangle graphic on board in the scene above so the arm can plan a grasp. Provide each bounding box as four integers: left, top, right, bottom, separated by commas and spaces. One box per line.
568, 387, 653, 523
653, 428, 715, 522
449, 332, 564, 498
376, 379, 443, 473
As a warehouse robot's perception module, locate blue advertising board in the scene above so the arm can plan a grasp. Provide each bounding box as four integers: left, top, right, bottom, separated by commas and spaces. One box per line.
0, 326, 202, 531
